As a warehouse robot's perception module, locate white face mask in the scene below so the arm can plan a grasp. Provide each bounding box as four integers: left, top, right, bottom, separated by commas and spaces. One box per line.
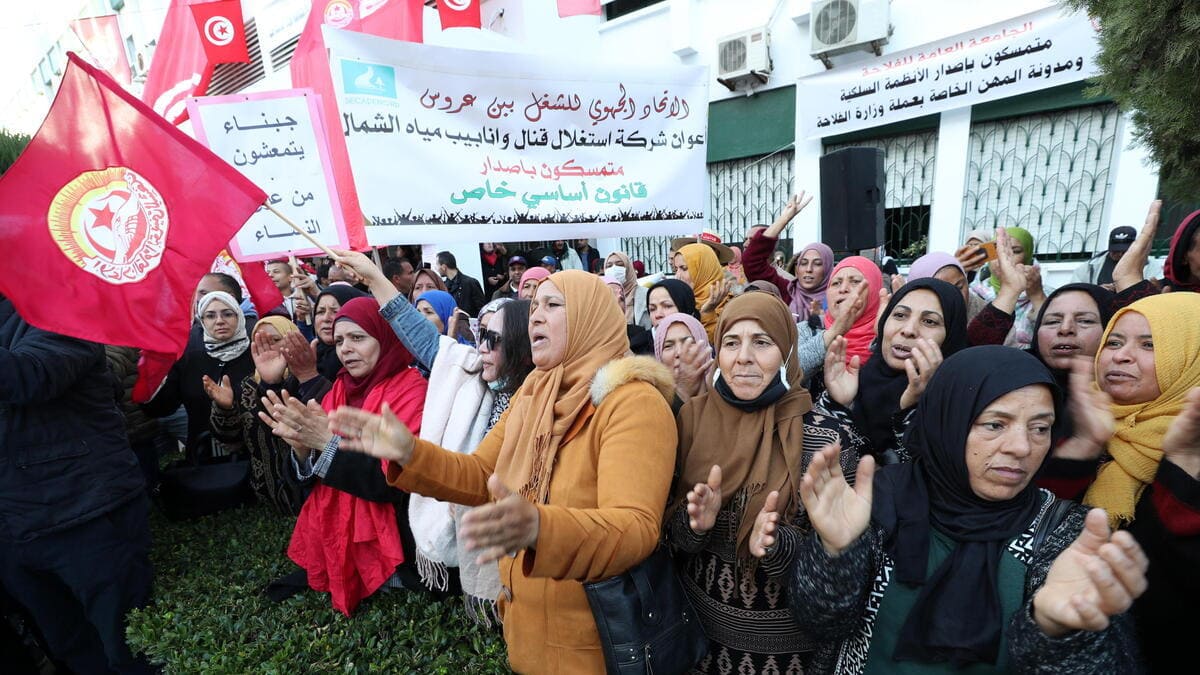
608, 265, 627, 283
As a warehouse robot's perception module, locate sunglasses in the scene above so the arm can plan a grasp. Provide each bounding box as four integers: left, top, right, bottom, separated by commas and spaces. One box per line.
480, 329, 502, 351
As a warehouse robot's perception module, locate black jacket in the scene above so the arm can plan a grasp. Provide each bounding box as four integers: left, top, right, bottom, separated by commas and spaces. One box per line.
0, 300, 145, 542
141, 347, 256, 458
444, 271, 486, 317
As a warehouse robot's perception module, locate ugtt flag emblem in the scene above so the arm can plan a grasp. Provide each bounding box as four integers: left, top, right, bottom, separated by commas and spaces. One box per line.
0, 52, 266, 394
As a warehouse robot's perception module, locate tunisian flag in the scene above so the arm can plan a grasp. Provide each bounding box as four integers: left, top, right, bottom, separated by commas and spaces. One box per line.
142, 0, 213, 125
291, 0, 423, 250
438, 0, 482, 30
190, 0, 252, 65
0, 53, 267, 399
70, 15, 134, 86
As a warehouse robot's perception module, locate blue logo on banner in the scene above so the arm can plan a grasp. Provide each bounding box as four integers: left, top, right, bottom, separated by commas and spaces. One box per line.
341, 60, 396, 98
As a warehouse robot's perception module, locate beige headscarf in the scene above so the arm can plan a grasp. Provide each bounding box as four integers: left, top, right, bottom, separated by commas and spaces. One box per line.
494, 270, 631, 503
605, 251, 639, 324
1085, 293, 1200, 528
677, 243, 728, 343
670, 292, 813, 562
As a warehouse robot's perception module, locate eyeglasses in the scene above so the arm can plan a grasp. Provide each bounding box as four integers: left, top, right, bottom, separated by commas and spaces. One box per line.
480, 329, 502, 351
201, 310, 239, 322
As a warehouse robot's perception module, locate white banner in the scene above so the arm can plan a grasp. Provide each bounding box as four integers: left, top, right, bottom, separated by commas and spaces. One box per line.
799, 7, 1100, 139
323, 28, 710, 245
188, 89, 351, 261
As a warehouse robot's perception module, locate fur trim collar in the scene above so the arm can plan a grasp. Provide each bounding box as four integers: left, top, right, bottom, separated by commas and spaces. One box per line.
590, 356, 674, 407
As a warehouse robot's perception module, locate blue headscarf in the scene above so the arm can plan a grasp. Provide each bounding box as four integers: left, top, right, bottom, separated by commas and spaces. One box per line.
416, 290, 465, 342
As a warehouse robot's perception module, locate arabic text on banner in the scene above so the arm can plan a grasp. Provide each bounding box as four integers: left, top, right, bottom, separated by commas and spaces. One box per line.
187, 89, 350, 261
323, 27, 710, 244
800, 6, 1100, 140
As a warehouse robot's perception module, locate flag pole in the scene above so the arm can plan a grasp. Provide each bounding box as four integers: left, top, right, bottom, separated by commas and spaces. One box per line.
264, 203, 337, 258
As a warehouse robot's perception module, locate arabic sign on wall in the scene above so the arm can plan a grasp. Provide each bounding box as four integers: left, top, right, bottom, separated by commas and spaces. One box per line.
799, 6, 1100, 140
323, 27, 710, 244
188, 89, 350, 261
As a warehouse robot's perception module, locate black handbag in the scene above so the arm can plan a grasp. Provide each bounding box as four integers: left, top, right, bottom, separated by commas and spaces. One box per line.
583, 545, 708, 675
157, 434, 254, 521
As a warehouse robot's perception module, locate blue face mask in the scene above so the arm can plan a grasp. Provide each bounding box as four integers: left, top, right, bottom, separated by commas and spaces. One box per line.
487, 378, 507, 392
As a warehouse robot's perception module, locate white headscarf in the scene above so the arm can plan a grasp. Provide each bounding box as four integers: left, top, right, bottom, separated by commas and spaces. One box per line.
197, 291, 249, 362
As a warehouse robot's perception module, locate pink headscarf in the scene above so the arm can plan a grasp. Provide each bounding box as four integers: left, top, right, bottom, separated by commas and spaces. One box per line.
518, 266, 551, 293
908, 251, 965, 282
789, 242, 835, 322
653, 312, 710, 362
824, 256, 883, 364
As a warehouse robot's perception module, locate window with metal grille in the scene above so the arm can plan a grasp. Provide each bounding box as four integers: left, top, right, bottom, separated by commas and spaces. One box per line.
961, 103, 1119, 261
617, 151, 794, 276
825, 131, 938, 262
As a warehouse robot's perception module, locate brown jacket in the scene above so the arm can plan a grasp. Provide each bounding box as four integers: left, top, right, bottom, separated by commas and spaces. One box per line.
388, 356, 677, 673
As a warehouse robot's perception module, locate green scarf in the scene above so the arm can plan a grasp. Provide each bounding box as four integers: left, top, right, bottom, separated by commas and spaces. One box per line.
987, 227, 1035, 293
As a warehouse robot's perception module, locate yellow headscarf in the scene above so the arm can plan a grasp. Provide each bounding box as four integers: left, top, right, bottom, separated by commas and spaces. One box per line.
494, 270, 631, 504
1084, 293, 1200, 528
251, 316, 301, 382
678, 243, 728, 343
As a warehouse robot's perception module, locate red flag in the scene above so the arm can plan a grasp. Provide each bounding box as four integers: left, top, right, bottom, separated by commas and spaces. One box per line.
190, 0, 251, 65
557, 0, 602, 18
211, 250, 284, 316
438, 0, 481, 30
142, 0, 213, 124
291, 0, 424, 251
70, 15, 134, 86
0, 53, 267, 399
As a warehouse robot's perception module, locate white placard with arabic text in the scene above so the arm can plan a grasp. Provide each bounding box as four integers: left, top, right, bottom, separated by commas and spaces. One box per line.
188, 89, 350, 261
800, 6, 1100, 139
323, 27, 710, 244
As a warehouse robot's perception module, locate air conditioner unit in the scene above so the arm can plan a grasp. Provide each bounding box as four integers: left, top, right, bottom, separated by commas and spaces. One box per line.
810, 0, 891, 69
716, 27, 771, 92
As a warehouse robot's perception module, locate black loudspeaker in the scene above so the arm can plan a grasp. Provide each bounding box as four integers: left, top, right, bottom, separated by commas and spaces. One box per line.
820, 147, 885, 252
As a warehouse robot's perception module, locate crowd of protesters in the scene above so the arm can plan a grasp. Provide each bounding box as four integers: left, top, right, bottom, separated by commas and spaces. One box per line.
4, 191, 1200, 674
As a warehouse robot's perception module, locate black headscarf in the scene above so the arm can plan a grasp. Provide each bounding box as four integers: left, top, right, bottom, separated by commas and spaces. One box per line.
314, 285, 369, 381
853, 278, 968, 456
1026, 283, 1114, 436
872, 346, 1062, 667
648, 279, 699, 320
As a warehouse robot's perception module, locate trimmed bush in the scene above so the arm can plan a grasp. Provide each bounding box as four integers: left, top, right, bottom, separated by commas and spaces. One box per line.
126, 504, 510, 673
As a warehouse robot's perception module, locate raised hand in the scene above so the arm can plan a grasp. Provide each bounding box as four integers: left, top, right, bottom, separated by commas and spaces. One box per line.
327, 403, 416, 465
824, 336, 861, 407
890, 273, 906, 294
1112, 200, 1162, 292
686, 465, 723, 534
330, 249, 384, 285
992, 228, 1029, 313
673, 340, 714, 402
701, 278, 733, 314
460, 474, 540, 565
955, 243, 987, 273
765, 191, 814, 238
1162, 386, 1200, 479
281, 332, 319, 383
250, 330, 288, 384
898, 338, 944, 409
1023, 263, 1047, 307
828, 281, 869, 340
292, 295, 311, 324
201, 374, 235, 410
800, 444, 874, 556
1032, 508, 1148, 637
256, 389, 331, 454
873, 286, 891, 327
1055, 357, 1114, 460
749, 490, 781, 558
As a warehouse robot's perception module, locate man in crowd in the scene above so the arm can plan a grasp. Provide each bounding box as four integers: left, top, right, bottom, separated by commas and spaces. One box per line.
574, 238, 601, 273
0, 295, 154, 673
540, 255, 559, 273
493, 255, 528, 300
382, 257, 416, 298
437, 250, 486, 316
1071, 225, 1162, 287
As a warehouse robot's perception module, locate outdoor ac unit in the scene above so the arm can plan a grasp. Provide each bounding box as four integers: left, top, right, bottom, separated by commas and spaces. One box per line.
716, 27, 771, 92
810, 0, 891, 69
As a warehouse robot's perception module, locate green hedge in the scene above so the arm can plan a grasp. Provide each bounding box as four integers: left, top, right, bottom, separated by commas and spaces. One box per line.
126, 504, 510, 673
